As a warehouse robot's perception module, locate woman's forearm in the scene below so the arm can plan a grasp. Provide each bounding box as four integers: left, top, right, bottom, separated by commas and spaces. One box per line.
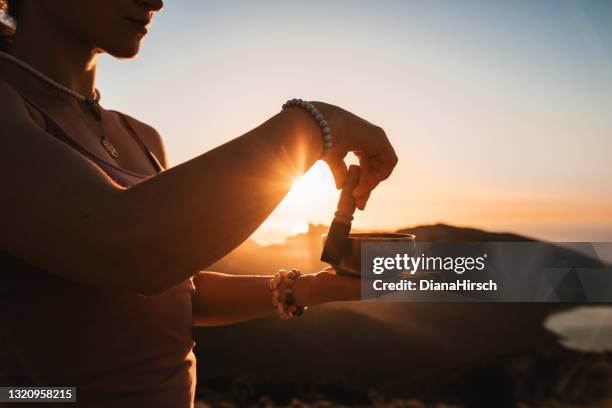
89, 108, 323, 293
192, 270, 361, 327
192, 272, 287, 326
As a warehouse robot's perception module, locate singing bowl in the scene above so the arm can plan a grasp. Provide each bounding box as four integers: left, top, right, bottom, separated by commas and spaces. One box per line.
322, 232, 416, 277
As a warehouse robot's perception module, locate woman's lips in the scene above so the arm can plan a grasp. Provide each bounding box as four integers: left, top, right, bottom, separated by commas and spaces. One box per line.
125, 18, 149, 35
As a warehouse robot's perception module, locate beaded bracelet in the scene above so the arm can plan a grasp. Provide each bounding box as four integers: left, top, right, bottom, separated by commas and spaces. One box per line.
269, 268, 306, 320
282, 98, 332, 157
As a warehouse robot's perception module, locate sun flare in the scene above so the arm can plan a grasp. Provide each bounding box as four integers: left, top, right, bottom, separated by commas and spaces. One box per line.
290, 221, 310, 236
285, 162, 338, 206
252, 162, 339, 243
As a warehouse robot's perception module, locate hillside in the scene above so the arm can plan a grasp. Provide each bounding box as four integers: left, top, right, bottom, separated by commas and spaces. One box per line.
197, 224, 612, 406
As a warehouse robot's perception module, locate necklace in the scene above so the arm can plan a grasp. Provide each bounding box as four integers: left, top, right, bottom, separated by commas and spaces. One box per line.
0, 51, 119, 158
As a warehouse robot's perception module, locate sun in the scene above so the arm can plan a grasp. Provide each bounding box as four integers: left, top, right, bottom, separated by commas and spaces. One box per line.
284, 161, 338, 206
251, 161, 339, 243
289, 221, 310, 236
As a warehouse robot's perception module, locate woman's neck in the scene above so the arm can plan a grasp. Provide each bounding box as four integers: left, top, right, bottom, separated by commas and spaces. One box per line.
7, 7, 99, 98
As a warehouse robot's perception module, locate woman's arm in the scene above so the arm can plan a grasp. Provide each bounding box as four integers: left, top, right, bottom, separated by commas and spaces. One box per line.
192, 269, 360, 326
0, 80, 396, 294
97, 106, 325, 294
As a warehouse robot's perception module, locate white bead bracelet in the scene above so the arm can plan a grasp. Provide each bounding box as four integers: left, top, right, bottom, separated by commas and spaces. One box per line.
282, 98, 332, 157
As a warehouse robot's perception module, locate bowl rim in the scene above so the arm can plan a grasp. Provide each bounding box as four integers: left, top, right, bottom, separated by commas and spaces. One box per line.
346, 232, 415, 241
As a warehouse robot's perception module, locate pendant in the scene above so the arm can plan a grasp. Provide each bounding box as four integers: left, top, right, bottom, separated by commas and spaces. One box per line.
85, 98, 118, 159
101, 136, 119, 158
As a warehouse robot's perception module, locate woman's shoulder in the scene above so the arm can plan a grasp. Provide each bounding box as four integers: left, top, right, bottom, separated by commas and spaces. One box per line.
0, 75, 41, 127
0, 74, 25, 113
113, 111, 169, 169
0, 76, 48, 130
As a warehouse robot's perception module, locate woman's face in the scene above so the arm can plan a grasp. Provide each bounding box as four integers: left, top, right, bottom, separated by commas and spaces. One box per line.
36, 0, 163, 58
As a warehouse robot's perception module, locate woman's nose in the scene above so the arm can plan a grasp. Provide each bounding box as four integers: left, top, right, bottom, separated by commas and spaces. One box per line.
136, 0, 163, 12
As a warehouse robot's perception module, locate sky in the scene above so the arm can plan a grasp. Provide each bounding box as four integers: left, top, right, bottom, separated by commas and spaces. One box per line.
97, 0, 612, 244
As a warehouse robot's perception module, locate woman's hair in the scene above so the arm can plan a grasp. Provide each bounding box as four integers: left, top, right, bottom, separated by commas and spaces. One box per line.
0, 0, 17, 50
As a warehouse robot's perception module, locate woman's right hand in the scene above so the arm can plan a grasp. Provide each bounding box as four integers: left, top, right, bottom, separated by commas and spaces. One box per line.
311, 101, 398, 210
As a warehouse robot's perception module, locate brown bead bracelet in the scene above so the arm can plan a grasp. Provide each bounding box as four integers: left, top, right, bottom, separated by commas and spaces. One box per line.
269, 268, 306, 319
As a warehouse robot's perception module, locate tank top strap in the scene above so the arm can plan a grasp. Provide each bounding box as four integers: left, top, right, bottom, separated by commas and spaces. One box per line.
114, 112, 165, 173
15, 91, 163, 187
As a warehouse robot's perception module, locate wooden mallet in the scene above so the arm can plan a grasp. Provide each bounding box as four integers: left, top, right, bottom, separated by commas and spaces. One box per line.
321, 165, 361, 265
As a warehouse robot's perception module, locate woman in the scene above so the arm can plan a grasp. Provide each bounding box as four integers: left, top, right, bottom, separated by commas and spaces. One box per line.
0, 1, 397, 407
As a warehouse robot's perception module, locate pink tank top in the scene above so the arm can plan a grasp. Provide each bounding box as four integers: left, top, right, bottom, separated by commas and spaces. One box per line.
0, 97, 197, 407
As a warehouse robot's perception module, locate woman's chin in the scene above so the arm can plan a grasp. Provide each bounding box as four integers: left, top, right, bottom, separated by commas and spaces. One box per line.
106, 41, 142, 59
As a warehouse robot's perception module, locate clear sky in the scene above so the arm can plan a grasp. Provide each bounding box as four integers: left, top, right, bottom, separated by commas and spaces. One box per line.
97, 0, 612, 244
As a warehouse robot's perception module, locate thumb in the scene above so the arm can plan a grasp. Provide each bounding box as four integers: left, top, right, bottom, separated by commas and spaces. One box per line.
324, 153, 348, 189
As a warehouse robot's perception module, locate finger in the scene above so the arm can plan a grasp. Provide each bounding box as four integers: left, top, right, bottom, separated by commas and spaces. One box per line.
319, 266, 337, 274
353, 154, 375, 199
324, 153, 348, 189
373, 143, 398, 183
357, 156, 383, 205
356, 190, 371, 210
353, 146, 397, 199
